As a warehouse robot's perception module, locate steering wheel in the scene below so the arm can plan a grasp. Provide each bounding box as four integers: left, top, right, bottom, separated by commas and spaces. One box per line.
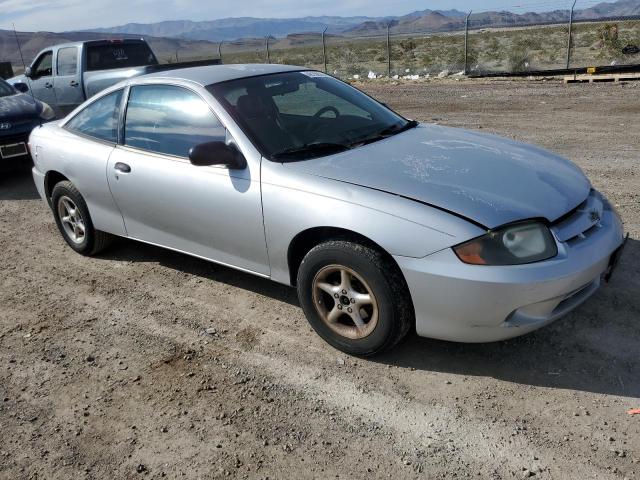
313, 106, 340, 119
304, 106, 341, 141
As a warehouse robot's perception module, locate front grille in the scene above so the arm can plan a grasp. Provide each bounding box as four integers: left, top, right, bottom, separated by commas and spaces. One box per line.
551, 190, 604, 244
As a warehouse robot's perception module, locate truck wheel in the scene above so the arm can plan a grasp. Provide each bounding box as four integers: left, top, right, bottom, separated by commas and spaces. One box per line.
297, 240, 413, 356
51, 181, 113, 255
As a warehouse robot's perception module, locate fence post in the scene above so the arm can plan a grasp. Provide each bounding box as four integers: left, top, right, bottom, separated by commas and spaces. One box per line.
266, 35, 271, 63
463, 10, 472, 75
566, 0, 577, 69
386, 23, 391, 77
218, 41, 223, 63
322, 27, 328, 73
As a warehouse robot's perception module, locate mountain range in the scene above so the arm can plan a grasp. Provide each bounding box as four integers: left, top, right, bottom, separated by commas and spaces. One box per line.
2, 0, 639, 75
85, 0, 640, 41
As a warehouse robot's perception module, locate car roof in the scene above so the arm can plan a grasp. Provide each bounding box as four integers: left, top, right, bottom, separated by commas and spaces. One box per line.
131, 64, 305, 87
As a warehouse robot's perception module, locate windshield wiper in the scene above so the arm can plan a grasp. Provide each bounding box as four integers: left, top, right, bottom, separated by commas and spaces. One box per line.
272, 142, 351, 160
350, 119, 419, 147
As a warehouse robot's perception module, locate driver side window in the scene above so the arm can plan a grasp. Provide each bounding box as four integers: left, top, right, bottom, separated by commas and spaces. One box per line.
32, 51, 53, 78
124, 84, 226, 158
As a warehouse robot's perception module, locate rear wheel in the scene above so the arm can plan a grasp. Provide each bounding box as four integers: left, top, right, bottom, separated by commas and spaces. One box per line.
297, 240, 413, 356
51, 181, 113, 255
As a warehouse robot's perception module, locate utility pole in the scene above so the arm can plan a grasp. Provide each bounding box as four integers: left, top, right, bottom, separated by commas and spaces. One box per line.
322, 27, 328, 73
463, 10, 472, 75
218, 41, 223, 62
566, 0, 577, 69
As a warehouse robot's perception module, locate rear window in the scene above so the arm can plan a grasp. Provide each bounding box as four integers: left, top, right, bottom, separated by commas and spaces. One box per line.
86, 43, 157, 71
57, 47, 78, 76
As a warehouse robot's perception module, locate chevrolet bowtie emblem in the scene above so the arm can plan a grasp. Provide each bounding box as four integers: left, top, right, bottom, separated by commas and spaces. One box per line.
0, 122, 12, 130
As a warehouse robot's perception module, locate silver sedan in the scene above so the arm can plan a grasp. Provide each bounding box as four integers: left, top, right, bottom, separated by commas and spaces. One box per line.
28, 64, 626, 355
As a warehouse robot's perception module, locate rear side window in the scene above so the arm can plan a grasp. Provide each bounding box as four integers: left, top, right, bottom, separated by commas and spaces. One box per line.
57, 47, 78, 76
66, 89, 123, 143
86, 43, 157, 71
124, 85, 225, 157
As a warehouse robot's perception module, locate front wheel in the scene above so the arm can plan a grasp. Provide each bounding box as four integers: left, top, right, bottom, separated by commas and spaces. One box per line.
51, 181, 113, 255
297, 240, 413, 356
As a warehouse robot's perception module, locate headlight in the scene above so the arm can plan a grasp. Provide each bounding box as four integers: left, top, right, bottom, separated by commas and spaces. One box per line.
39, 102, 56, 121
453, 221, 557, 265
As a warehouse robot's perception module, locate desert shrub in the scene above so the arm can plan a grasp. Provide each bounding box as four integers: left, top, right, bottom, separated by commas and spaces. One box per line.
398, 38, 417, 59
485, 36, 500, 58
597, 23, 622, 54
508, 46, 530, 72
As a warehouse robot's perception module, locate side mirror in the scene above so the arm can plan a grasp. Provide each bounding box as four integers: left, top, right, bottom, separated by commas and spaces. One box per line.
24, 67, 32, 78
13, 82, 29, 93
189, 141, 247, 169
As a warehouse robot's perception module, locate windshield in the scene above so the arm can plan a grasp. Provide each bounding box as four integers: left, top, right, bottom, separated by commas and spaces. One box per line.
207, 71, 415, 161
86, 42, 158, 71
0, 79, 15, 98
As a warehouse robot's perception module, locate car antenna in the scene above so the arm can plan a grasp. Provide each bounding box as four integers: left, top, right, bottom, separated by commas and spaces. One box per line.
13, 23, 42, 126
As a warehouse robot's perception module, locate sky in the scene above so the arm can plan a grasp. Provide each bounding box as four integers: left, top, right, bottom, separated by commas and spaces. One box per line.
0, 0, 593, 32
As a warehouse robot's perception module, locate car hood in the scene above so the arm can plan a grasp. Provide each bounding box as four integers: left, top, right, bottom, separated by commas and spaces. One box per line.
0, 92, 39, 122
283, 124, 591, 229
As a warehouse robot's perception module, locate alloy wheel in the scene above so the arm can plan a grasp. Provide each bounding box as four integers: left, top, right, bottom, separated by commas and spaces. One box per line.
312, 264, 379, 340
57, 196, 86, 244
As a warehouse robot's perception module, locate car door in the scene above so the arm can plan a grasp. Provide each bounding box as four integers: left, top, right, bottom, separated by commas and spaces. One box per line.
59, 88, 127, 236
28, 51, 57, 106
107, 84, 269, 275
54, 46, 84, 116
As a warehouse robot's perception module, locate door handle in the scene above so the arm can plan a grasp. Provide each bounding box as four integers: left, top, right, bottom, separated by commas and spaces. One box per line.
69, 80, 79, 87
44, 83, 53, 89
114, 162, 131, 173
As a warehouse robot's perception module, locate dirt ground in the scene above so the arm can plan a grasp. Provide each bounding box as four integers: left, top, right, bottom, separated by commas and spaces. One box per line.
1, 78, 638, 480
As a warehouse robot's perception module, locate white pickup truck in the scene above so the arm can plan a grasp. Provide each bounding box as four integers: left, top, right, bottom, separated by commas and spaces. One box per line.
9, 38, 220, 117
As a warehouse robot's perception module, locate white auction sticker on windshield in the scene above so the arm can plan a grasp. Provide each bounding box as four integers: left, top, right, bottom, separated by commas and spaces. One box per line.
301, 71, 330, 78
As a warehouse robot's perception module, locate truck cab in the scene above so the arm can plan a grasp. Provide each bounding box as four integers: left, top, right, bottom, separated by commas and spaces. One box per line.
16, 39, 158, 117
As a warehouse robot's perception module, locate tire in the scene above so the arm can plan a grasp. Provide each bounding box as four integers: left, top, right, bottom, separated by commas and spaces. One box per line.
297, 240, 413, 356
51, 181, 113, 256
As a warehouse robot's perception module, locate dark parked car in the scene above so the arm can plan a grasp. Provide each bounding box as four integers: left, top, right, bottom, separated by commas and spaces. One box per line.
0, 78, 55, 172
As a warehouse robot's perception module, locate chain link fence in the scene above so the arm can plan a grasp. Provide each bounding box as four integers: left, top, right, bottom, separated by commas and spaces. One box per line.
569, 18, 640, 68
209, 7, 640, 79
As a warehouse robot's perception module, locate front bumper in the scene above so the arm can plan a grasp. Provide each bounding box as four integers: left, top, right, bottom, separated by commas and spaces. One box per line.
395, 201, 625, 343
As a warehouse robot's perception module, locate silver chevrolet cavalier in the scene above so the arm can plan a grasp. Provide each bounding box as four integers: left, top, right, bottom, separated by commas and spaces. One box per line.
28, 64, 626, 355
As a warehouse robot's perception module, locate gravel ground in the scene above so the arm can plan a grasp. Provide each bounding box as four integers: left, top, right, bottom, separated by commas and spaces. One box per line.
0, 78, 638, 479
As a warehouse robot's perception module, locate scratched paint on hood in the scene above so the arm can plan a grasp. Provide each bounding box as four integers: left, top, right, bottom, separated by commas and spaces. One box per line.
283, 124, 591, 228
